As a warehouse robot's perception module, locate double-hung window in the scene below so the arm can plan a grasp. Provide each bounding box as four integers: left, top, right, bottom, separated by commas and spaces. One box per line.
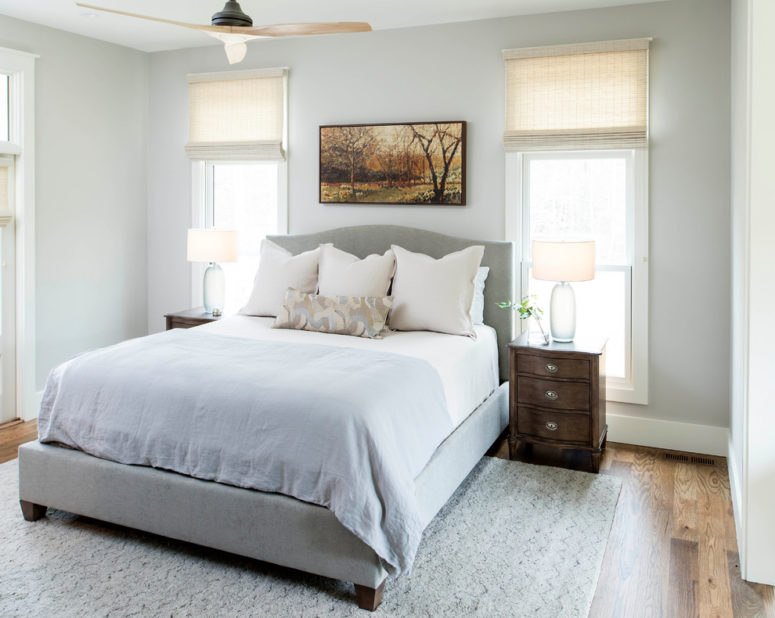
186, 68, 288, 314
503, 39, 650, 404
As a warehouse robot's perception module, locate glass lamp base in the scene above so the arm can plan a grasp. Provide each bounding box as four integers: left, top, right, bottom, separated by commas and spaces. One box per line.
549, 281, 576, 342
203, 262, 225, 315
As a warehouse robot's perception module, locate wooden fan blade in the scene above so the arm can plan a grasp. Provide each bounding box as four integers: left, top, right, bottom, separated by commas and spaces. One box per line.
239, 22, 373, 37
75, 3, 213, 31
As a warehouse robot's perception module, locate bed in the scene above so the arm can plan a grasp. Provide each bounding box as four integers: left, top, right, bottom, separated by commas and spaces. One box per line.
18, 225, 515, 610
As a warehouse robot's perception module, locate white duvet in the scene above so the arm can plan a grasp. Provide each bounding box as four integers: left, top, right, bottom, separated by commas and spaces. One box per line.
198, 315, 499, 429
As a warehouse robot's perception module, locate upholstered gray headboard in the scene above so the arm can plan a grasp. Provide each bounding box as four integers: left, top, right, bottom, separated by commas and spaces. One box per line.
268, 225, 515, 383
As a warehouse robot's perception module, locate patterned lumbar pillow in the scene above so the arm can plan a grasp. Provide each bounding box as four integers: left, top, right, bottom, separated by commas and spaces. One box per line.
273, 288, 393, 339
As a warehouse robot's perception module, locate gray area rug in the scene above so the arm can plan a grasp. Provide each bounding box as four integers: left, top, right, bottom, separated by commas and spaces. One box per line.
0, 455, 621, 617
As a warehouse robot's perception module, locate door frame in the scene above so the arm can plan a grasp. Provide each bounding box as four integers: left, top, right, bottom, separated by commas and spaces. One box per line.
0, 46, 37, 421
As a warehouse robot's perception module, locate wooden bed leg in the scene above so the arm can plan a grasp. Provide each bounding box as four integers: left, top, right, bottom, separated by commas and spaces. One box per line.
20, 500, 47, 521
354, 580, 385, 611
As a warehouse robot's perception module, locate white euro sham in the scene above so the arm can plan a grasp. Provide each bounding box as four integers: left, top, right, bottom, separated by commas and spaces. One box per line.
318, 245, 395, 297
240, 239, 322, 317
388, 244, 484, 337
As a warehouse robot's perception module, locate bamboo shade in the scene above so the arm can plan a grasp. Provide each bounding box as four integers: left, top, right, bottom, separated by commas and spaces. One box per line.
186, 68, 286, 160
503, 39, 650, 151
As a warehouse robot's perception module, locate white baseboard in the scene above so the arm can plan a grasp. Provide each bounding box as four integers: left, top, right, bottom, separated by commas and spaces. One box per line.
607, 409, 729, 457
727, 434, 745, 569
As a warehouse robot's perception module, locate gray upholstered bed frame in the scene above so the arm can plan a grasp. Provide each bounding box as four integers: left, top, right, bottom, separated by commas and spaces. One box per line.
18, 225, 515, 611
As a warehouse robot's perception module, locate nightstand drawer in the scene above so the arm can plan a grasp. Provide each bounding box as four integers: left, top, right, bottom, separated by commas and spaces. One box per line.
167, 318, 203, 330
517, 354, 589, 381
517, 407, 590, 444
517, 376, 590, 410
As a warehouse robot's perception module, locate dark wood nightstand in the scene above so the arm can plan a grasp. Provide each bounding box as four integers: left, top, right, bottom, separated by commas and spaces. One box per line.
509, 332, 607, 472
164, 308, 223, 331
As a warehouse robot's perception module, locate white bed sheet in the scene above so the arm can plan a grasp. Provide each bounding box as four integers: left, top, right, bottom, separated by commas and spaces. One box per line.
197, 315, 499, 429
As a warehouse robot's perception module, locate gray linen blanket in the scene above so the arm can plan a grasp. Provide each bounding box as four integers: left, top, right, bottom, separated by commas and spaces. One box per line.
38, 329, 452, 573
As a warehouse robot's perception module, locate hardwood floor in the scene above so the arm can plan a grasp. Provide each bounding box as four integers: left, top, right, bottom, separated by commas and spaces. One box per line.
0, 419, 37, 464
489, 437, 775, 617
3, 421, 773, 616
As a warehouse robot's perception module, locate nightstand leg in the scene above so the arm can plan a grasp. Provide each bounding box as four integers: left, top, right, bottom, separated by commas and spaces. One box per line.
591, 451, 601, 473
508, 438, 517, 460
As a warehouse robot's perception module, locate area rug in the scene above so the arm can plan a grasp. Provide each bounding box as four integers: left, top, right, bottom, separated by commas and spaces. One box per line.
0, 456, 621, 617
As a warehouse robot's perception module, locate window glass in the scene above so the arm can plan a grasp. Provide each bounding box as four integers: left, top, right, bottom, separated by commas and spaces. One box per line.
524, 154, 631, 379
528, 157, 627, 265
209, 163, 278, 314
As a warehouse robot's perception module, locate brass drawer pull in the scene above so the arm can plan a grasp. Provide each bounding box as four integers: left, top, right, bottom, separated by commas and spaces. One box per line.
545, 421, 559, 431
545, 363, 559, 374
545, 390, 559, 400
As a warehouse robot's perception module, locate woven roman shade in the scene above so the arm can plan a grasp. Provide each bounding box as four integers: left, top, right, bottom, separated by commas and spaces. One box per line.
186, 67, 287, 161
503, 39, 650, 151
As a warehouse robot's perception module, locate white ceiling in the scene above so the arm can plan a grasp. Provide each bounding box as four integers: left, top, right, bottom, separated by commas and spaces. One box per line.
0, 0, 665, 53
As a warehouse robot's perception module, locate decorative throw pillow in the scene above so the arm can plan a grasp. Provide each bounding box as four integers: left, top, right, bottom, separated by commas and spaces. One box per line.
273, 288, 393, 339
318, 245, 396, 297
470, 267, 490, 325
240, 239, 323, 317
388, 244, 485, 337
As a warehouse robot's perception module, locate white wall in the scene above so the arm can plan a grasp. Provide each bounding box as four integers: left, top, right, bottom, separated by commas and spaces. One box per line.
0, 16, 148, 390
145, 0, 731, 436
729, 0, 775, 586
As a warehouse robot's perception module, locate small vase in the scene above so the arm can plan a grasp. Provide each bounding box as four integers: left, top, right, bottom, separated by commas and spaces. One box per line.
528, 317, 550, 346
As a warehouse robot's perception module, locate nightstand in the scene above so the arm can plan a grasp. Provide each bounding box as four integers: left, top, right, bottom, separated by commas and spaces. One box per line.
164, 308, 223, 331
509, 332, 607, 472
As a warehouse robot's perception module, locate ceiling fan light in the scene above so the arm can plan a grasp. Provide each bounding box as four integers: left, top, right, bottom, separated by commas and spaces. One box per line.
224, 41, 248, 64
211, 0, 253, 27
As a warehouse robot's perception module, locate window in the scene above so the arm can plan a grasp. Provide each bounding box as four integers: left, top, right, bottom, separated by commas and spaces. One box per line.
198, 161, 281, 314
503, 39, 650, 404
0, 74, 8, 142
187, 67, 288, 315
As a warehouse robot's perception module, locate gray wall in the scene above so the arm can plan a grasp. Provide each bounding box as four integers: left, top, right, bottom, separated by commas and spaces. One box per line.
145, 0, 731, 428
0, 16, 148, 389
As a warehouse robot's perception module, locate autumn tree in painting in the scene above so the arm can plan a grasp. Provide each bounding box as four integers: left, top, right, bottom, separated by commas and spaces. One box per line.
320, 121, 465, 205
410, 123, 463, 204
322, 126, 376, 197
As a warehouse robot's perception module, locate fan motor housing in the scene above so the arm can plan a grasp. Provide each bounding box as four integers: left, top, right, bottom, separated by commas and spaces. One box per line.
211, 0, 253, 27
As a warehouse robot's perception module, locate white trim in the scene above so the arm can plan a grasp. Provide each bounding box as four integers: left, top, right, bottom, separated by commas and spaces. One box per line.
502, 37, 652, 60
607, 408, 729, 457
0, 48, 36, 422
186, 67, 288, 83
727, 433, 744, 556
0, 46, 39, 60
0, 141, 21, 156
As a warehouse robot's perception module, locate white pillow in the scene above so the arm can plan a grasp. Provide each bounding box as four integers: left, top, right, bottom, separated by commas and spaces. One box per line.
470, 267, 489, 325
240, 239, 322, 317
389, 244, 485, 337
318, 245, 396, 297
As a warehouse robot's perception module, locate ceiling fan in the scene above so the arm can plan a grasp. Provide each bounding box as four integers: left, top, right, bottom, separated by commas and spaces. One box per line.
75, 1, 372, 64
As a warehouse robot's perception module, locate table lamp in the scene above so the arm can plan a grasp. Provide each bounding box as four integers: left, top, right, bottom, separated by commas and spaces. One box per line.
532, 240, 595, 342
187, 229, 238, 316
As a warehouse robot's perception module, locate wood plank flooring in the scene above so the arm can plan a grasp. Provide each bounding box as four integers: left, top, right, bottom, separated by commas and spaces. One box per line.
489, 437, 774, 617
3, 421, 774, 616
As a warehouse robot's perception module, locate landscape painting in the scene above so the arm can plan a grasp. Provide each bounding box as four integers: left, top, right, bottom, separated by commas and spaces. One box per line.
319, 121, 466, 205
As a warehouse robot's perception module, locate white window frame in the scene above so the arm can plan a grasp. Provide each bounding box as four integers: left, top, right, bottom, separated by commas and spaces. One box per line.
505, 149, 649, 405
190, 159, 288, 308
0, 46, 36, 421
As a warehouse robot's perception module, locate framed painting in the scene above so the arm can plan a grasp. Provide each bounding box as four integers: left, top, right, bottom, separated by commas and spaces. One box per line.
319, 121, 466, 205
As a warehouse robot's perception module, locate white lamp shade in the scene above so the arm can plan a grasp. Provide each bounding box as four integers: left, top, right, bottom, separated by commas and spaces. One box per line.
532, 240, 595, 282
187, 229, 239, 263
